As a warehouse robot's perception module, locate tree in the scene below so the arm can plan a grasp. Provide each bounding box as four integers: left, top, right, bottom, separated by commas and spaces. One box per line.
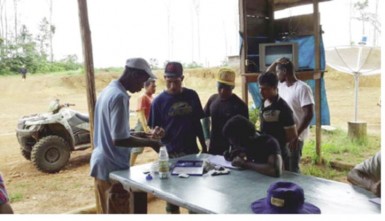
48, 0, 54, 62
13, 0, 19, 43
36, 17, 55, 60
354, 0, 369, 36
17, 25, 40, 72
192, 0, 201, 62
0, 0, 9, 52
149, 58, 159, 69
352, 0, 381, 45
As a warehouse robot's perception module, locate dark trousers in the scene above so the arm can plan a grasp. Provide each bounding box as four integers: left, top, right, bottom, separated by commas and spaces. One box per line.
94, 179, 130, 214
288, 140, 304, 173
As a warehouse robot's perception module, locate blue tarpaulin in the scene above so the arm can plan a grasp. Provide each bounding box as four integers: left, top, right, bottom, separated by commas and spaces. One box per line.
247, 35, 330, 125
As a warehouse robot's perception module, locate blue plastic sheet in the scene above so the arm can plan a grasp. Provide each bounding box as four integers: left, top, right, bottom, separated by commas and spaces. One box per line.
247, 35, 330, 125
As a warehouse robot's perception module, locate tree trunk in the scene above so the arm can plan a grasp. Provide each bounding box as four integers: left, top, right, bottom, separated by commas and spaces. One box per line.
49, 0, 53, 62
348, 121, 367, 140
13, 0, 18, 43
77, 0, 96, 149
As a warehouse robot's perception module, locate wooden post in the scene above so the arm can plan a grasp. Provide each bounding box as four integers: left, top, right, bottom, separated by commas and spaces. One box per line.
313, 0, 322, 163
348, 121, 367, 139
239, 0, 247, 103
77, 0, 96, 148
267, 0, 274, 41
130, 191, 148, 214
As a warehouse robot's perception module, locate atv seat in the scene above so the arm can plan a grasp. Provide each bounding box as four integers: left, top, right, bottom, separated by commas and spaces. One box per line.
75, 113, 89, 123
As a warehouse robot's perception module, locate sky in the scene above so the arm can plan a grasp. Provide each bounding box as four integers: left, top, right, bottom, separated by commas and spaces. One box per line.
1, 0, 383, 68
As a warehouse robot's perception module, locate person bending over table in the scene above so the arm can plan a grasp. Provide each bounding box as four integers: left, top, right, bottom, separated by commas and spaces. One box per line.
347, 151, 381, 197
222, 115, 283, 177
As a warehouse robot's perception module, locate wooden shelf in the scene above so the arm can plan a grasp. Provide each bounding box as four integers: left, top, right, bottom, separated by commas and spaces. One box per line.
241, 70, 324, 83
240, 0, 324, 160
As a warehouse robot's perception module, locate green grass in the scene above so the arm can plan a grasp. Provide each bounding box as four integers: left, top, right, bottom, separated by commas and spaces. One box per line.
300, 127, 380, 181
29, 69, 83, 76
9, 192, 24, 203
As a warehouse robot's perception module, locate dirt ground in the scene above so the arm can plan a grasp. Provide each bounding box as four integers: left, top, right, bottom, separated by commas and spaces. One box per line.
0, 69, 381, 214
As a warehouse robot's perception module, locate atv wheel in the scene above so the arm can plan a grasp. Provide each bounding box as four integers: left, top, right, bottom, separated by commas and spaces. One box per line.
20, 146, 31, 160
31, 135, 71, 173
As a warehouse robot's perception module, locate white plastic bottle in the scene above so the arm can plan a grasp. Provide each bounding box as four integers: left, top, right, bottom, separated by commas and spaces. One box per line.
158, 146, 169, 179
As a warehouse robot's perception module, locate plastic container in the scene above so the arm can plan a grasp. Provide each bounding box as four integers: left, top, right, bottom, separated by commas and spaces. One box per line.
158, 146, 169, 179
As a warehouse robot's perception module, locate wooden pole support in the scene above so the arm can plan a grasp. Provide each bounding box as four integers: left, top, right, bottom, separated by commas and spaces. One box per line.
77, 0, 96, 148
348, 121, 367, 139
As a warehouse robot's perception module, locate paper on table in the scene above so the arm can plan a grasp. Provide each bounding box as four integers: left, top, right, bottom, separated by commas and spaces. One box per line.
369, 197, 381, 205
171, 160, 204, 176
207, 155, 240, 169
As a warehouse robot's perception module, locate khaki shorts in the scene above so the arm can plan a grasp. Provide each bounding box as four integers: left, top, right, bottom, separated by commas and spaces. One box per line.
94, 178, 130, 214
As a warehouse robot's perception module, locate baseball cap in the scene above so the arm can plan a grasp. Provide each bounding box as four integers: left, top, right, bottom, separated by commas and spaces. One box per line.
217, 68, 235, 86
251, 181, 321, 214
125, 58, 156, 79
164, 62, 183, 78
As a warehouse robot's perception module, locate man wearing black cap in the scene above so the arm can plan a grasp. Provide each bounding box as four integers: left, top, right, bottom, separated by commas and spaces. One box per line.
90, 58, 163, 214
148, 61, 207, 214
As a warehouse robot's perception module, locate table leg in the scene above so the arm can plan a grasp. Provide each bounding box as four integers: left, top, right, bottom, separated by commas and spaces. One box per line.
130, 190, 148, 214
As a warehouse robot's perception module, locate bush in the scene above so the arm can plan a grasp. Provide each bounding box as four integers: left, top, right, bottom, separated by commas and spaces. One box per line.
249, 107, 260, 130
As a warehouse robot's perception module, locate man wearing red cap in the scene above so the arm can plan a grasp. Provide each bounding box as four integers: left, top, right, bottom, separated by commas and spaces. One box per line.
148, 61, 207, 213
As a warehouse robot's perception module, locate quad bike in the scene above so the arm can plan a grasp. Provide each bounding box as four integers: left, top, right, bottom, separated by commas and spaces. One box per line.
16, 99, 91, 173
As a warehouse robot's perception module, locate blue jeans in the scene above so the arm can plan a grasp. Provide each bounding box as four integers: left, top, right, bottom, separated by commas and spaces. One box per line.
288, 140, 304, 173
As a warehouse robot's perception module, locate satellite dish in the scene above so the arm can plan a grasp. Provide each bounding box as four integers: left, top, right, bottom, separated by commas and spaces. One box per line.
325, 45, 381, 122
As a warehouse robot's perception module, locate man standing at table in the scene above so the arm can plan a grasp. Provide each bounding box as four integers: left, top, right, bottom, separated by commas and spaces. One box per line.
148, 61, 207, 213
90, 58, 163, 214
267, 58, 314, 173
258, 71, 297, 170
202, 68, 249, 155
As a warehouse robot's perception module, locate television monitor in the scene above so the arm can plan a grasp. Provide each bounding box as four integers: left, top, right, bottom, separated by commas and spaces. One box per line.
258, 42, 298, 72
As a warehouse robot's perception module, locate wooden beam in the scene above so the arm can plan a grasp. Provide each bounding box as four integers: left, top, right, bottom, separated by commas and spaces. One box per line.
273, 14, 315, 38
274, 0, 331, 11
77, 0, 96, 148
267, 0, 275, 41
242, 70, 323, 83
313, 0, 322, 163
239, 0, 248, 103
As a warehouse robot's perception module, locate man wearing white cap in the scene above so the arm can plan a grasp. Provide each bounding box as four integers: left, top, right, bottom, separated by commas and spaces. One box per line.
202, 68, 248, 155
90, 58, 163, 214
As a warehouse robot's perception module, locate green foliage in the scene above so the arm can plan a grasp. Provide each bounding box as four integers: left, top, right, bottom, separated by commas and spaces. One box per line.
95, 67, 123, 73
149, 58, 160, 69
9, 192, 24, 203
303, 128, 379, 164
184, 61, 203, 69
249, 107, 260, 129
301, 162, 348, 180
0, 21, 80, 76
301, 127, 380, 179
220, 59, 229, 67
354, 0, 368, 11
